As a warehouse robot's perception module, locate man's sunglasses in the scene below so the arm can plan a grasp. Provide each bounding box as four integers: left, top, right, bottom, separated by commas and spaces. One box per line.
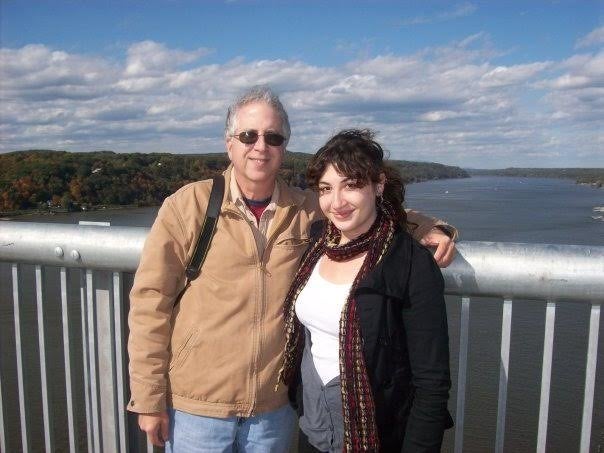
231, 130, 286, 147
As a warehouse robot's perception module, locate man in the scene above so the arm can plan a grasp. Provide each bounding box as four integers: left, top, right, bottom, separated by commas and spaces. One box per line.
128, 86, 456, 452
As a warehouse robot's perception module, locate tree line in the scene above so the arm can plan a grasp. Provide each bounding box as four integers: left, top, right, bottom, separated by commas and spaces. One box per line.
0, 150, 469, 212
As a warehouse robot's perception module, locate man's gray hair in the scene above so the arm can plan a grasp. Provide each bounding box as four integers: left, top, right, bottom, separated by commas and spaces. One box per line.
225, 86, 291, 146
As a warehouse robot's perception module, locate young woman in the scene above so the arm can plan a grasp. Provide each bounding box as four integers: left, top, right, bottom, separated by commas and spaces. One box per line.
277, 129, 453, 452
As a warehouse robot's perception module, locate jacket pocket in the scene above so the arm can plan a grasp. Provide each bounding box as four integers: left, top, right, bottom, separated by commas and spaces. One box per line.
274, 236, 309, 249
169, 327, 199, 371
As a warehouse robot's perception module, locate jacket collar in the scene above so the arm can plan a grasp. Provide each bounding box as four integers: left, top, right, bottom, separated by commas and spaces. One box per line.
221, 164, 305, 209
356, 230, 413, 298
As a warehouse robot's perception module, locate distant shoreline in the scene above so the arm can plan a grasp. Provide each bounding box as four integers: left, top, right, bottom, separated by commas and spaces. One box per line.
0, 175, 465, 219
467, 168, 603, 188
0, 204, 142, 220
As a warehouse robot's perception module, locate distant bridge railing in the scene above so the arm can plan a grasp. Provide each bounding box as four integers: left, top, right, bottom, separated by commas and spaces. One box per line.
0, 222, 602, 453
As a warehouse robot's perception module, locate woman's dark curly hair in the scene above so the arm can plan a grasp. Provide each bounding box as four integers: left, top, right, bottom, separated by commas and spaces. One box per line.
306, 129, 407, 228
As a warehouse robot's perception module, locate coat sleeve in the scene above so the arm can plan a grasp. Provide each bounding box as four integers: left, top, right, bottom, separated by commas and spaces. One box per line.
127, 196, 189, 414
405, 209, 458, 242
401, 245, 452, 452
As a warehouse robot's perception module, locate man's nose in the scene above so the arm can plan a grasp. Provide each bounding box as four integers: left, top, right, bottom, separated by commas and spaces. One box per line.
253, 134, 269, 151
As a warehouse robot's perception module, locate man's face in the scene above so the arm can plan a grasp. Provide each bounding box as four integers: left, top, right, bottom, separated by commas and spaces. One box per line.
226, 101, 285, 193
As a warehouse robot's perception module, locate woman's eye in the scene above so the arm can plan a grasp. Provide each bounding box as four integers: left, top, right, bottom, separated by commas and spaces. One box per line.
318, 186, 330, 194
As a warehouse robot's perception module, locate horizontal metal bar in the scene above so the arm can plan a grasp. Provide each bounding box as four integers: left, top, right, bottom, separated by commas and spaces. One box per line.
444, 242, 604, 301
2, 223, 604, 301
0, 222, 146, 271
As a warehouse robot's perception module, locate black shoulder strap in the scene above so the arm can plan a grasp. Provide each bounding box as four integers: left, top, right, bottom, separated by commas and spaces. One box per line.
184, 174, 225, 281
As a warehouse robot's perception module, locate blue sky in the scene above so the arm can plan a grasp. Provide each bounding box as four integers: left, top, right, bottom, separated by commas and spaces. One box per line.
1, 1, 602, 168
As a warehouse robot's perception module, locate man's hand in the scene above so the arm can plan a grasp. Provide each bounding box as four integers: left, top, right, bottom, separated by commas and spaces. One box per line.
139, 411, 169, 447
420, 227, 456, 267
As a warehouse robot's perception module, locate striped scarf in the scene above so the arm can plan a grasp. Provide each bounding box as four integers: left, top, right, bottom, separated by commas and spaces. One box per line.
277, 201, 396, 452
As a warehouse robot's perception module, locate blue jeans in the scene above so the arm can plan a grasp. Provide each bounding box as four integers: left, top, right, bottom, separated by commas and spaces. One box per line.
165, 404, 297, 453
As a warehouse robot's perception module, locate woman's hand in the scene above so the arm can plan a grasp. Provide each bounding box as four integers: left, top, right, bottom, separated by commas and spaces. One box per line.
138, 411, 169, 446
420, 228, 456, 267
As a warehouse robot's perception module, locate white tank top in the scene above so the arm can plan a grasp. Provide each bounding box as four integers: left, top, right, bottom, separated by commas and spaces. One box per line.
295, 257, 353, 385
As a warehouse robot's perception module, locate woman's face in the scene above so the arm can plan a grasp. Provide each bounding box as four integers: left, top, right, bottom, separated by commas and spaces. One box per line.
318, 163, 382, 244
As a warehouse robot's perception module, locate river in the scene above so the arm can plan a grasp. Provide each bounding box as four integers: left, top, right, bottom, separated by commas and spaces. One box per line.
405, 176, 604, 452
1, 176, 603, 452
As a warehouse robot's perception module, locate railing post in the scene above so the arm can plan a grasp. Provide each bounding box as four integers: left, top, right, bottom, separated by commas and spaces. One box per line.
536, 301, 556, 453
12, 264, 31, 452
495, 298, 513, 453
454, 296, 470, 453
0, 347, 6, 453
80, 271, 93, 453
36, 265, 56, 452
86, 269, 102, 452
95, 270, 120, 452
113, 272, 129, 452
61, 267, 79, 453
579, 303, 601, 453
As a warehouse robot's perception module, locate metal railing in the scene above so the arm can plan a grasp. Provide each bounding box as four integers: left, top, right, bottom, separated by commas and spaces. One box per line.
0, 222, 602, 453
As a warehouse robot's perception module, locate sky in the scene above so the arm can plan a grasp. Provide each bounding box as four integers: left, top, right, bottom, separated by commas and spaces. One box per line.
1, 1, 602, 168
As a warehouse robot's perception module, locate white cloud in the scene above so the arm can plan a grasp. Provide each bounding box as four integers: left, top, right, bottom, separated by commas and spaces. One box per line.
124, 40, 211, 76
576, 26, 604, 49
479, 62, 551, 88
419, 111, 463, 122
0, 44, 115, 99
0, 38, 602, 167
534, 50, 604, 127
399, 2, 477, 26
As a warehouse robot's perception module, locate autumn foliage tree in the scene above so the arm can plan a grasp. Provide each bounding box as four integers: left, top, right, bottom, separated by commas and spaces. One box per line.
0, 149, 469, 213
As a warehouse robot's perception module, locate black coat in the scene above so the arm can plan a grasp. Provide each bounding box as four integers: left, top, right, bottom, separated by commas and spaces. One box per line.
290, 228, 453, 452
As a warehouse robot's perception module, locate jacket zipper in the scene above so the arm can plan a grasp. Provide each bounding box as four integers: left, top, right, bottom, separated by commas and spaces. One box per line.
225, 205, 262, 417
228, 203, 297, 417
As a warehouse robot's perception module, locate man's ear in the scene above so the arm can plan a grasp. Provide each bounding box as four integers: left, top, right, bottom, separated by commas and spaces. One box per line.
226, 138, 233, 161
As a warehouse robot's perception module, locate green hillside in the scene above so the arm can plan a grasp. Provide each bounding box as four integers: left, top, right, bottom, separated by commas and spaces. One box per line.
0, 150, 469, 213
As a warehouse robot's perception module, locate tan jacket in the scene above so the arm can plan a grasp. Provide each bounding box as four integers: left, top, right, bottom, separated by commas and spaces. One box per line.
127, 166, 450, 418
